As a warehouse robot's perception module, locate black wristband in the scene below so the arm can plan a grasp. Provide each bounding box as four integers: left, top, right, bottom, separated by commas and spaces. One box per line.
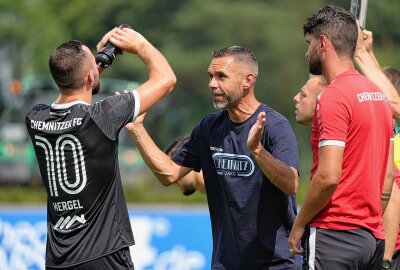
382, 259, 391, 270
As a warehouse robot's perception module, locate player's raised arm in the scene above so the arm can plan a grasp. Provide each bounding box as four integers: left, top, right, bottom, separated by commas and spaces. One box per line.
97, 26, 176, 115
354, 27, 400, 121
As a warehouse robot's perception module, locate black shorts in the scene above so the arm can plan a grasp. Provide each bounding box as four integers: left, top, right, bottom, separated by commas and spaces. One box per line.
392, 249, 400, 270
302, 227, 384, 270
46, 247, 134, 270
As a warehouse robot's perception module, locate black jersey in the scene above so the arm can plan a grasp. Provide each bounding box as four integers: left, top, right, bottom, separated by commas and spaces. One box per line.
25, 92, 139, 268
173, 104, 301, 269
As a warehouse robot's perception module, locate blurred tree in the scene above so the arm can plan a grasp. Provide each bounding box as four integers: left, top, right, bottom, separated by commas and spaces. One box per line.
0, 0, 399, 203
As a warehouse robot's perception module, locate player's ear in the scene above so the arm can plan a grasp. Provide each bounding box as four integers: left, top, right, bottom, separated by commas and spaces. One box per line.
243, 73, 255, 89
87, 70, 95, 85
318, 35, 331, 52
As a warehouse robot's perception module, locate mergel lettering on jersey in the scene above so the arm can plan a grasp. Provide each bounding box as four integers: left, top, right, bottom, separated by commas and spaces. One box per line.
212, 153, 254, 177
357, 92, 387, 103
31, 118, 83, 131
53, 199, 83, 212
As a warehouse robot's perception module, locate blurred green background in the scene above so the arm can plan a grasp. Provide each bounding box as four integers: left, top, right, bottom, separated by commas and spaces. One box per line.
0, 0, 399, 204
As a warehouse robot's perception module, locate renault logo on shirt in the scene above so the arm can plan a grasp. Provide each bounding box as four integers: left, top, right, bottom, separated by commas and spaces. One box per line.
212, 153, 254, 177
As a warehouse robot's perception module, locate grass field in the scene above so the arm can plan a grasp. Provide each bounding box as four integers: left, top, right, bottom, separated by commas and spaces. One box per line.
0, 182, 208, 204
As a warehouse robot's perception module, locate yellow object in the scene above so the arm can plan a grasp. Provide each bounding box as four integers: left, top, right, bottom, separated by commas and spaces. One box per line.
394, 134, 400, 169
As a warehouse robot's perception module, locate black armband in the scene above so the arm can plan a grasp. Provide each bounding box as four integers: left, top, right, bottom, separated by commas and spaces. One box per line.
381, 192, 391, 202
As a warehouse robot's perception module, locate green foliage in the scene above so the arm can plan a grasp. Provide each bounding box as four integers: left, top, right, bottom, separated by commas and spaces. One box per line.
0, 185, 47, 203
0, 0, 399, 204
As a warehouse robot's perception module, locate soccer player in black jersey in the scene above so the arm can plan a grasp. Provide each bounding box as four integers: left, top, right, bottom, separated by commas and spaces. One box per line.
25, 26, 176, 269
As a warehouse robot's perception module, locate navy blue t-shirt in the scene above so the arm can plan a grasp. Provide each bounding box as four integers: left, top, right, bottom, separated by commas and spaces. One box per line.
173, 104, 301, 270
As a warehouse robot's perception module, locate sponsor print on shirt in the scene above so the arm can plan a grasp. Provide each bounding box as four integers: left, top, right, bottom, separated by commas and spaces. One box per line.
212, 152, 255, 177
356, 91, 387, 103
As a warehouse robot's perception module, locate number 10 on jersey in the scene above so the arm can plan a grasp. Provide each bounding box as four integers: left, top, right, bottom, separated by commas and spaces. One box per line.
34, 134, 87, 197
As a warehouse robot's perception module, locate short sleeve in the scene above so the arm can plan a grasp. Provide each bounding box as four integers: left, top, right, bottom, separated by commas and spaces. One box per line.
317, 88, 350, 143
172, 124, 202, 172
90, 91, 138, 140
265, 119, 300, 172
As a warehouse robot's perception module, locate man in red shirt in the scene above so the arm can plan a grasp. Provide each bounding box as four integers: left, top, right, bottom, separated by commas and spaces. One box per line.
288, 5, 394, 269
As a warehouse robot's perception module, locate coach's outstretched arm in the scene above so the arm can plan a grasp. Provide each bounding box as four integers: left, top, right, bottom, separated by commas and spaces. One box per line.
97, 27, 176, 114
126, 113, 193, 186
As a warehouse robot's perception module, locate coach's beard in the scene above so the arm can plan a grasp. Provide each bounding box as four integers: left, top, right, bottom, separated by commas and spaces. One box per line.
212, 91, 242, 110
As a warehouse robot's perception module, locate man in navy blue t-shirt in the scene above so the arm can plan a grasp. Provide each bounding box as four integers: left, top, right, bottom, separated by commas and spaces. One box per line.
127, 46, 301, 269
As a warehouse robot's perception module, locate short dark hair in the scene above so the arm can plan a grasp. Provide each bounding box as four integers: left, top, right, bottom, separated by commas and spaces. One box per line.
213, 46, 258, 77
48, 40, 88, 90
383, 66, 400, 95
303, 5, 358, 58
164, 135, 190, 157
